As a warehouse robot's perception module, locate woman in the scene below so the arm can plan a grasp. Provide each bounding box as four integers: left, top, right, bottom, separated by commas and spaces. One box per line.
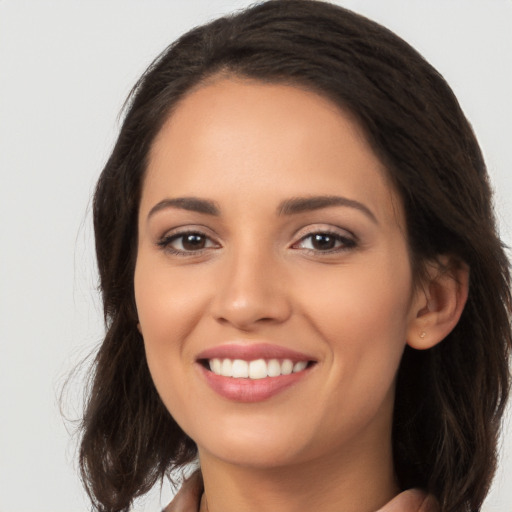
79, 1, 511, 511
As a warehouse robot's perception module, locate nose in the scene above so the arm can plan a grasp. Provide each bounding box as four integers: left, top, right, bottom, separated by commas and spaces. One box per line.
210, 245, 292, 331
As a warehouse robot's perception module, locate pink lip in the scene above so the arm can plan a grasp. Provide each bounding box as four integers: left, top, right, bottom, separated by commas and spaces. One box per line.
199, 367, 310, 402
195, 343, 316, 403
196, 343, 314, 362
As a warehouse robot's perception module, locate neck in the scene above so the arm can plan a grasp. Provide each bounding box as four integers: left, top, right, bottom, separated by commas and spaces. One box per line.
198, 424, 399, 512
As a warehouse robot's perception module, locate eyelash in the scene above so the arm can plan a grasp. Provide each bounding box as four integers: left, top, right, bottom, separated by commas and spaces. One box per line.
157, 231, 219, 256
292, 230, 357, 254
156, 229, 357, 256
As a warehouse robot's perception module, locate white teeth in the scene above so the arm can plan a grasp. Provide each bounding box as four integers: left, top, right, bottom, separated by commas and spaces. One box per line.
293, 361, 307, 373
221, 358, 233, 377
207, 358, 310, 379
210, 358, 222, 374
281, 359, 293, 375
249, 359, 267, 379
267, 359, 281, 377
232, 359, 249, 378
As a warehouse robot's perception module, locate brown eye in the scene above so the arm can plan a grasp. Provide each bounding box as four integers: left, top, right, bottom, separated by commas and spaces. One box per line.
294, 231, 356, 253
181, 233, 207, 251
158, 231, 219, 254
311, 233, 337, 251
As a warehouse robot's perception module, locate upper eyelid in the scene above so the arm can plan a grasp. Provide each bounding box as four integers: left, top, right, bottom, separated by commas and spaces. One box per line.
155, 224, 357, 246
156, 227, 221, 252
292, 224, 357, 241
292, 232, 356, 249
157, 231, 221, 257
158, 224, 218, 239
164, 233, 217, 244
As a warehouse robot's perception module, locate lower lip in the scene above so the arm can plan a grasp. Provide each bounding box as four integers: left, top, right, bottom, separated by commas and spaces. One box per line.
198, 364, 311, 402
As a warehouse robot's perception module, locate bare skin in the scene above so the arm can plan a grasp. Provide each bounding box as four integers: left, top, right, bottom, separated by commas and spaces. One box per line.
135, 78, 468, 512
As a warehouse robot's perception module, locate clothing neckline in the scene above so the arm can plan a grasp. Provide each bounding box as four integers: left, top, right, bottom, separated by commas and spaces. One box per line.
162, 471, 439, 512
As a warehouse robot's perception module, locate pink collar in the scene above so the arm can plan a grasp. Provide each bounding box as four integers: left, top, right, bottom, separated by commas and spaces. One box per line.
376, 489, 439, 511
163, 472, 439, 512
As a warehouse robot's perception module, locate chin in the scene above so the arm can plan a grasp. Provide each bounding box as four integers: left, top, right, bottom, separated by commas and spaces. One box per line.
191, 412, 333, 470
199, 437, 308, 469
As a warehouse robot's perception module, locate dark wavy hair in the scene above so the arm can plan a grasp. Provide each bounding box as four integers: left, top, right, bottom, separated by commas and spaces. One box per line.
80, 1, 512, 511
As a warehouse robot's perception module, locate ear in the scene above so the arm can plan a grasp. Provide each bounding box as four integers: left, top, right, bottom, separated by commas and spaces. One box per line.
407, 256, 469, 350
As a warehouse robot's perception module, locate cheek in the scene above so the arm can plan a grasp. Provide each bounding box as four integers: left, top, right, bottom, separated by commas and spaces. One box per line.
134, 258, 204, 411
134, 262, 204, 428
300, 252, 413, 387
134, 259, 209, 350
292, 258, 413, 445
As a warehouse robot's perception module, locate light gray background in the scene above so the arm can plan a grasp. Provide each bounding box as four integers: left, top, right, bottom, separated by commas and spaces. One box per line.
1, 1, 511, 511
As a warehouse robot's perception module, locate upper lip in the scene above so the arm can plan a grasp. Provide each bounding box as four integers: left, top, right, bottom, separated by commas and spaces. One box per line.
196, 343, 316, 362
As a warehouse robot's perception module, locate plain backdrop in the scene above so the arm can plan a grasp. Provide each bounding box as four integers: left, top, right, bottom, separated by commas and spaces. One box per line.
0, 1, 511, 511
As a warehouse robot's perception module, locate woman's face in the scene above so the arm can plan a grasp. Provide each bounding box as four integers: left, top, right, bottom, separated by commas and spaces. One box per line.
135, 78, 422, 470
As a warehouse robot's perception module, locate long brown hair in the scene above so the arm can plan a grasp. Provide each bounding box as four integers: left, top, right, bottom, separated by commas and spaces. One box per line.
80, 1, 512, 511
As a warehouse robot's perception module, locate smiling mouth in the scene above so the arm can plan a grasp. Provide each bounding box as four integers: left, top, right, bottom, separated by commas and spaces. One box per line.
200, 358, 315, 379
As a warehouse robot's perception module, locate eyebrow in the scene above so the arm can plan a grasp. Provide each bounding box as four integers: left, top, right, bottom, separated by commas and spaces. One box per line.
147, 194, 377, 224
147, 197, 220, 219
277, 195, 377, 223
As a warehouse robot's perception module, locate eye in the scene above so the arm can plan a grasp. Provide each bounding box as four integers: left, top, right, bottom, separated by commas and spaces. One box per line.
157, 231, 219, 255
293, 231, 356, 252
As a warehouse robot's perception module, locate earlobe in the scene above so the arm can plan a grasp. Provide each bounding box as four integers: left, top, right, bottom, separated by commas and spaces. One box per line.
407, 256, 469, 350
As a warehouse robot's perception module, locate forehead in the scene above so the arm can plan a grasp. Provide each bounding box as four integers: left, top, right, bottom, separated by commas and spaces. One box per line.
144, 78, 402, 227
150, 77, 372, 171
